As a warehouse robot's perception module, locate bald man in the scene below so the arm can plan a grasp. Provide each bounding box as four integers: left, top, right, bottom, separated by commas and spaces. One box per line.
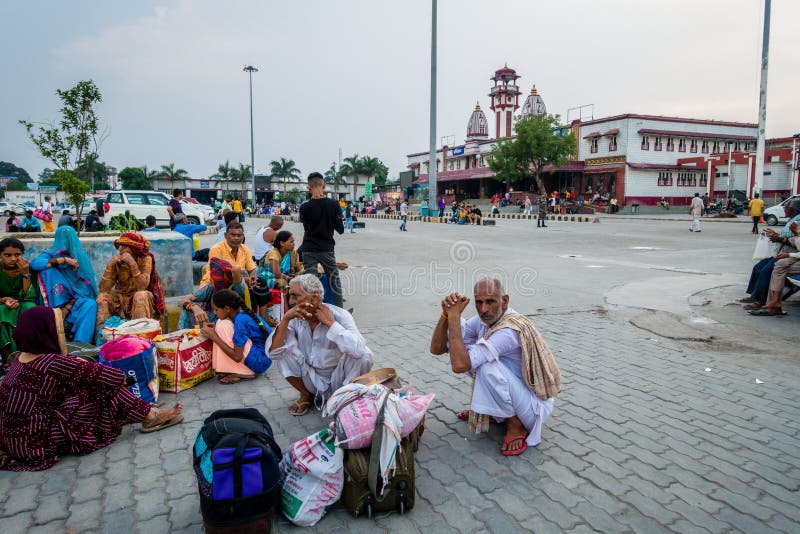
429, 277, 560, 456
250, 215, 284, 262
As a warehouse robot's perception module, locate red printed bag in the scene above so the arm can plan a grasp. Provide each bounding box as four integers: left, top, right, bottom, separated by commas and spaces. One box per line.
155, 329, 213, 393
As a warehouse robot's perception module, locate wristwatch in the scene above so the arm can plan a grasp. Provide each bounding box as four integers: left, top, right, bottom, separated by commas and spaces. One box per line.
21, 274, 31, 279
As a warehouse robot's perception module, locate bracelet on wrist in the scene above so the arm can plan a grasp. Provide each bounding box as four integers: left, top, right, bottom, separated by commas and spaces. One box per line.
441, 311, 448, 319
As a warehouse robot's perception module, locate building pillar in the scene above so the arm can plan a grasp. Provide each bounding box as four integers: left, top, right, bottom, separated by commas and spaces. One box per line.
615, 168, 626, 205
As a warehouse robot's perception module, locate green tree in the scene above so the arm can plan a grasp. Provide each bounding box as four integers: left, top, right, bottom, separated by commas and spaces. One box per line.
159, 163, 188, 192
38, 168, 54, 183
75, 155, 110, 190
323, 162, 346, 195
230, 163, 252, 202
214, 160, 233, 189
488, 113, 575, 196
339, 154, 365, 200
0, 162, 32, 183
57, 170, 90, 233
5, 180, 28, 191
269, 157, 301, 198
360, 155, 389, 188
119, 167, 153, 189
19, 80, 103, 172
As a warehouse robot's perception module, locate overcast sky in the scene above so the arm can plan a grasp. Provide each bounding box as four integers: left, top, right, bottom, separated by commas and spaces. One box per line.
2, 0, 798, 182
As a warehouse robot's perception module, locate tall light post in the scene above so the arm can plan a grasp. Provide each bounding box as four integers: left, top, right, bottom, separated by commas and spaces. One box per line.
752, 0, 771, 196
792, 133, 800, 195
427, 0, 438, 212
243, 65, 258, 207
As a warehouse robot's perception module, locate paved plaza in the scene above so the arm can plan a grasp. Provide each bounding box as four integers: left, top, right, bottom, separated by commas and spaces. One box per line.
1, 215, 799, 533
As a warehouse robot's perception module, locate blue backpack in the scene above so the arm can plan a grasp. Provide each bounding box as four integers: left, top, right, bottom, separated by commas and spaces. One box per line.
193, 408, 283, 528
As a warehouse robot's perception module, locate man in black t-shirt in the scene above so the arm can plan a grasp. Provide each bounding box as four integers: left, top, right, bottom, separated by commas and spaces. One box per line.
299, 172, 345, 307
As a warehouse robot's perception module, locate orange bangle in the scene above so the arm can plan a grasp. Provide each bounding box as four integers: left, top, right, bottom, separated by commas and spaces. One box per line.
441, 311, 448, 319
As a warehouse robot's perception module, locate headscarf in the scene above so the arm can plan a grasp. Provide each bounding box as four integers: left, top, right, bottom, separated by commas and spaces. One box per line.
13, 306, 66, 355
114, 232, 166, 316
209, 257, 234, 293
36, 226, 99, 299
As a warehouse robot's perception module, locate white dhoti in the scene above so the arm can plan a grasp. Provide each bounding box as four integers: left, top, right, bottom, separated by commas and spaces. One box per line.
691, 217, 701, 232
278, 350, 373, 400
471, 361, 554, 447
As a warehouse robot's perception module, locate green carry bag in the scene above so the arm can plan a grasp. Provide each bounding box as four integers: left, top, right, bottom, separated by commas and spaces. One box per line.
341, 397, 415, 518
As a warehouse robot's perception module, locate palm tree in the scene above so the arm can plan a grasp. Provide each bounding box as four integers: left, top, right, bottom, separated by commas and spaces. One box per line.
139, 165, 159, 189
214, 160, 232, 189
230, 163, 252, 201
269, 157, 301, 198
324, 162, 346, 195
160, 163, 188, 192
339, 154, 367, 200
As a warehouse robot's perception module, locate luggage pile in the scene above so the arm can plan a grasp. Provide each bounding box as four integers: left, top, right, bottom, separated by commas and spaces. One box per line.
278, 367, 433, 526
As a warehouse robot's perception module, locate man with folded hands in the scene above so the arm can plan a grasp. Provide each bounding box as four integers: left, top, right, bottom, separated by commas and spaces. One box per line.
429, 277, 560, 456
267, 274, 373, 416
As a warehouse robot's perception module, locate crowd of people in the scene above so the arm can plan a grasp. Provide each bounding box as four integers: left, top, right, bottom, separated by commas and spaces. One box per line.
0, 171, 560, 475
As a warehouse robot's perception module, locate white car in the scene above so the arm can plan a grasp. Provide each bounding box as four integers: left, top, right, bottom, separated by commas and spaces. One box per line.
764, 194, 800, 226
0, 201, 20, 216
105, 190, 215, 227
182, 199, 215, 223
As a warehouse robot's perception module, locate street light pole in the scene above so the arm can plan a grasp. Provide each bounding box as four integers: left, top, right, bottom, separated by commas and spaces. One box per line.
427, 0, 438, 213
753, 0, 771, 197
244, 65, 258, 208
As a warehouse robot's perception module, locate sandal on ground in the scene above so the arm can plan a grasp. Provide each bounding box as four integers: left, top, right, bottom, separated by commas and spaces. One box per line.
218, 375, 255, 384
748, 309, 787, 317
456, 409, 470, 421
289, 399, 312, 416
742, 303, 764, 310
140, 406, 184, 434
501, 434, 528, 457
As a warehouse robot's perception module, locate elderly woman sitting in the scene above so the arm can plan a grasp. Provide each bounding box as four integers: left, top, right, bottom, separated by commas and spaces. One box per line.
0, 307, 183, 471
30, 226, 98, 344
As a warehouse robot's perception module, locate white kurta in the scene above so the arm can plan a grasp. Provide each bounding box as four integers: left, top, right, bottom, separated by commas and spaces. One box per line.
267, 304, 374, 400
460, 308, 555, 447
690, 196, 704, 232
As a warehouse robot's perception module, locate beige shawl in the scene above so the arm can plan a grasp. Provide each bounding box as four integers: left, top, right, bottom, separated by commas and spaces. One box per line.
468, 312, 561, 434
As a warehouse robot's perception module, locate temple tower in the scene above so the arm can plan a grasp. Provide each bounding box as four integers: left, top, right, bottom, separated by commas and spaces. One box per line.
521, 85, 547, 118
489, 64, 521, 139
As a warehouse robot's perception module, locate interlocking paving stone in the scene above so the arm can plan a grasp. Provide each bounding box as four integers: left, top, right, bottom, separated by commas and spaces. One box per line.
0, 302, 798, 532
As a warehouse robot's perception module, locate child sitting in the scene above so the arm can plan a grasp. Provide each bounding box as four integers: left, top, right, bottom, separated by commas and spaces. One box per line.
200, 289, 272, 384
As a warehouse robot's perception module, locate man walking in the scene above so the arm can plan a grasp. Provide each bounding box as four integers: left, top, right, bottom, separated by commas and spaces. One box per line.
437, 197, 446, 218
400, 198, 408, 231
689, 192, 704, 232
522, 196, 532, 216
299, 172, 345, 308
537, 193, 548, 228
749, 193, 764, 235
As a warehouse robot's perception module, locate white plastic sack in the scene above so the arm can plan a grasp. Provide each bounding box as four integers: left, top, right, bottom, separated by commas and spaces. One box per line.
279, 428, 343, 527
753, 234, 774, 260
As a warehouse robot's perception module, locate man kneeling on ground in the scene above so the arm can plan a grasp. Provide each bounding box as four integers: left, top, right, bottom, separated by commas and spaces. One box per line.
429, 277, 560, 456
267, 274, 373, 416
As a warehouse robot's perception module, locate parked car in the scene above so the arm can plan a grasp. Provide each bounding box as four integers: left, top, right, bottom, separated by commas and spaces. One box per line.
181, 199, 215, 223
0, 202, 20, 216
105, 190, 215, 227
764, 194, 800, 226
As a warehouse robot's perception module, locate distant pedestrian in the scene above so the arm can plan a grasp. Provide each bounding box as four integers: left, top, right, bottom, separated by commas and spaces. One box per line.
232, 197, 244, 223
537, 194, 548, 228
437, 197, 446, 218
400, 199, 408, 231
748, 193, 764, 235
689, 193, 704, 232
345, 201, 355, 233
523, 196, 532, 216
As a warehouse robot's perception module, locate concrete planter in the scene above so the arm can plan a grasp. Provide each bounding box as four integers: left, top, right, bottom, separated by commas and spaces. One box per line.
16, 232, 194, 297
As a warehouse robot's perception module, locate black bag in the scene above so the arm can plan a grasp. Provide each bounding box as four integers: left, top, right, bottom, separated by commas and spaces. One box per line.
193, 408, 283, 528
341, 397, 416, 518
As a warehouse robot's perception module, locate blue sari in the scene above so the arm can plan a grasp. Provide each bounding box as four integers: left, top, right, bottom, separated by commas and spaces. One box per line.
257, 249, 295, 289
30, 226, 99, 344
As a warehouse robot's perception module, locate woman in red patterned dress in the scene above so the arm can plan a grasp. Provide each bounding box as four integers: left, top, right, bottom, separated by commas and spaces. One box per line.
0, 307, 183, 471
